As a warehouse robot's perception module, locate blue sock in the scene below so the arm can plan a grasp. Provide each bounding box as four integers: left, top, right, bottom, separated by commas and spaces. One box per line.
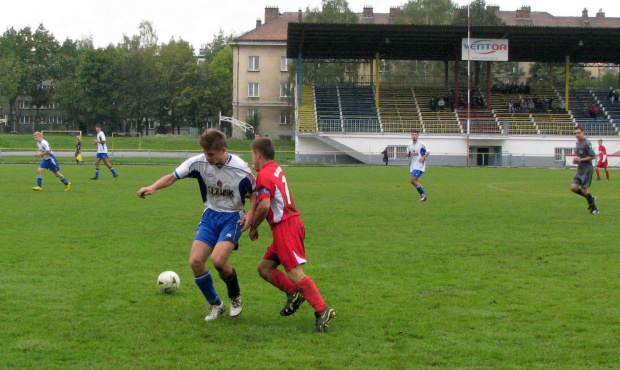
37, 177, 42, 187
60, 177, 68, 185
94, 170, 99, 178
110, 168, 117, 176
416, 185, 425, 195
195, 271, 221, 306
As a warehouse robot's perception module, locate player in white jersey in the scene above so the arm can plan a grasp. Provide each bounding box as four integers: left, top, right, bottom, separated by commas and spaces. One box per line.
405, 130, 430, 202
91, 124, 118, 180
32, 132, 72, 191
138, 129, 256, 322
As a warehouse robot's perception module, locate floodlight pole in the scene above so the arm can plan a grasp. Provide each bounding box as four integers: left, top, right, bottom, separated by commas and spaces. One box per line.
466, 4, 471, 167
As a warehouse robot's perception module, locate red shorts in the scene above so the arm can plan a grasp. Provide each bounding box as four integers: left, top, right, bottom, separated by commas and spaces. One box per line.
263, 216, 307, 271
596, 161, 608, 168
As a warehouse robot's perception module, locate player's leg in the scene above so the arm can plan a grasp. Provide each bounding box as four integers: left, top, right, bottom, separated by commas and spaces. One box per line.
288, 265, 336, 332
190, 240, 225, 321
33, 167, 44, 190
103, 158, 118, 179
53, 170, 71, 190
211, 240, 243, 317
595, 168, 601, 180
92, 157, 101, 179
410, 170, 426, 201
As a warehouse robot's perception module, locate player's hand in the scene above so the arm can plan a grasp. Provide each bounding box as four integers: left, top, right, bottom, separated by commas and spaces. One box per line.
240, 213, 253, 232
573, 157, 579, 164
137, 187, 153, 198
93, 139, 98, 145
249, 228, 259, 241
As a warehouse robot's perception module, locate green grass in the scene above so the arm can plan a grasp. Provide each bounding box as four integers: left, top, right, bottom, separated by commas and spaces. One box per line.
1, 164, 619, 368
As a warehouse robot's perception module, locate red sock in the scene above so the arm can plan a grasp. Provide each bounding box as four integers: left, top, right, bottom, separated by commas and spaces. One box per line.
297, 276, 327, 313
607, 171, 610, 180
270, 270, 297, 295
596, 169, 600, 179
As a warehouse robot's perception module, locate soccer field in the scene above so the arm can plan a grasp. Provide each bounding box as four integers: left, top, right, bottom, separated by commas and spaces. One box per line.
1, 163, 619, 368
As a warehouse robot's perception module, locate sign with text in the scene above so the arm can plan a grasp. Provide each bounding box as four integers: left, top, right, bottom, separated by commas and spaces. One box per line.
462, 38, 509, 61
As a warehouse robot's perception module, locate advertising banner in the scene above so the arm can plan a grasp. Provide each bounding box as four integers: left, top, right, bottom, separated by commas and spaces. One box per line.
462, 38, 509, 61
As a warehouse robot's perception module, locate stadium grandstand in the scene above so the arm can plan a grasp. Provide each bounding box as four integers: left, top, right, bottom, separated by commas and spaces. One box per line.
284, 22, 620, 166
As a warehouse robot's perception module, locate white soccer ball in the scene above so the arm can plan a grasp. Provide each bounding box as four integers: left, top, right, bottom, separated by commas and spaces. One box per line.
157, 271, 180, 294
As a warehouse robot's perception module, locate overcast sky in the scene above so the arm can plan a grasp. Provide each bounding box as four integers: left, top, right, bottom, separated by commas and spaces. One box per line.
2, 0, 618, 53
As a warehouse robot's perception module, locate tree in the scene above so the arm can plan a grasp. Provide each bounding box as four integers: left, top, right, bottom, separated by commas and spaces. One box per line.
0, 53, 22, 132
396, 0, 455, 25
452, 0, 504, 25
293, 0, 360, 85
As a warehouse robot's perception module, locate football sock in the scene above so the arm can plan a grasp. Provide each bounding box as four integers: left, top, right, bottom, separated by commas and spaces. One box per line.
586, 193, 595, 206
110, 168, 117, 176
223, 268, 241, 299
37, 177, 42, 187
195, 271, 221, 306
60, 177, 69, 185
93, 170, 100, 178
596, 169, 600, 179
606, 171, 610, 180
416, 185, 425, 195
573, 189, 586, 197
297, 276, 327, 313
270, 270, 297, 295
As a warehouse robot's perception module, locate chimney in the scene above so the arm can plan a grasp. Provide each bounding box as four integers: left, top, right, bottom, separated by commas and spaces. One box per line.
516, 6, 531, 19
265, 6, 279, 24
582, 8, 588, 19
363, 6, 373, 17
596, 8, 605, 18
256, 19, 262, 28
486, 5, 500, 13
389, 7, 399, 19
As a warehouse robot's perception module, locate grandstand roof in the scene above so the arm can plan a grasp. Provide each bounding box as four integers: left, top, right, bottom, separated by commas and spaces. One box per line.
286, 23, 620, 64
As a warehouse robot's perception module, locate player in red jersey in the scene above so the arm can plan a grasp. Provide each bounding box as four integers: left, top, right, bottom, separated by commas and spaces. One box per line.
595, 139, 610, 181
248, 137, 336, 332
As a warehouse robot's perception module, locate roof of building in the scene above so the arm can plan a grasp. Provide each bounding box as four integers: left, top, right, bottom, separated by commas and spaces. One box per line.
233, 6, 620, 43
286, 23, 620, 63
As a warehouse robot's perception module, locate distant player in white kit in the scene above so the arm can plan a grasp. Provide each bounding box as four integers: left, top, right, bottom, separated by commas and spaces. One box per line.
405, 130, 430, 202
32, 131, 72, 191
91, 124, 118, 180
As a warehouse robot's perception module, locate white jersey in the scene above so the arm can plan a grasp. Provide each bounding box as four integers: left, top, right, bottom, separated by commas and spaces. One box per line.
407, 141, 429, 172
96, 131, 108, 154
37, 139, 53, 160
173, 153, 255, 214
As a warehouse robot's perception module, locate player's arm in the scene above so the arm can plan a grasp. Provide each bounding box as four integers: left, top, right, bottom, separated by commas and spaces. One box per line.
249, 197, 270, 241
240, 192, 257, 232
419, 152, 430, 163
138, 173, 177, 198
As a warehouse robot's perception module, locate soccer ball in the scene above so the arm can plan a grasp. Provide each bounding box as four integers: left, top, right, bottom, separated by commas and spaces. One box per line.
157, 271, 180, 294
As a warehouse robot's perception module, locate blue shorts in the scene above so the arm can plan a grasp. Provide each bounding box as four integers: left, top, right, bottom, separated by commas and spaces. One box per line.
194, 209, 243, 249
40, 156, 61, 173
410, 170, 424, 178
96, 153, 109, 160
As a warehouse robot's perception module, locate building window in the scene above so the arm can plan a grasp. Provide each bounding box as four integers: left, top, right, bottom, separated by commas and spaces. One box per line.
248, 56, 260, 71
148, 120, 155, 129
248, 83, 259, 98
280, 83, 291, 98
280, 56, 290, 72
380, 59, 388, 73
555, 147, 573, 161
280, 109, 292, 125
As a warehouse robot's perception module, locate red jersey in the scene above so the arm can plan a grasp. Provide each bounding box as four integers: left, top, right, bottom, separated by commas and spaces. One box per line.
597, 145, 608, 165
255, 161, 301, 226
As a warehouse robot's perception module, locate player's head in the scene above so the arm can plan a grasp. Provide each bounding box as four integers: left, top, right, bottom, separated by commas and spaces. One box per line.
33, 131, 42, 142
75, 135, 80, 140
598, 139, 603, 145
251, 137, 275, 171
574, 126, 585, 139
251, 137, 275, 160
200, 129, 227, 165
411, 130, 419, 142
95, 124, 102, 132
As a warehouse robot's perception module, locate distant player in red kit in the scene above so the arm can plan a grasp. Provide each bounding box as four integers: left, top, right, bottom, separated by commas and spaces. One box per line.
595, 139, 610, 181
248, 137, 336, 332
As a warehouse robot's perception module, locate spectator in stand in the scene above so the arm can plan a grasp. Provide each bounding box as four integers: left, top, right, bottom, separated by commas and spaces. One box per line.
589, 103, 598, 119
429, 97, 436, 112
528, 100, 535, 113
508, 101, 515, 113
437, 97, 445, 111
595, 139, 610, 181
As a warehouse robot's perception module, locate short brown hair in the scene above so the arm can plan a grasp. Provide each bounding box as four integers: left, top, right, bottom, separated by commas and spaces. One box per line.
251, 137, 275, 160
199, 129, 227, 151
